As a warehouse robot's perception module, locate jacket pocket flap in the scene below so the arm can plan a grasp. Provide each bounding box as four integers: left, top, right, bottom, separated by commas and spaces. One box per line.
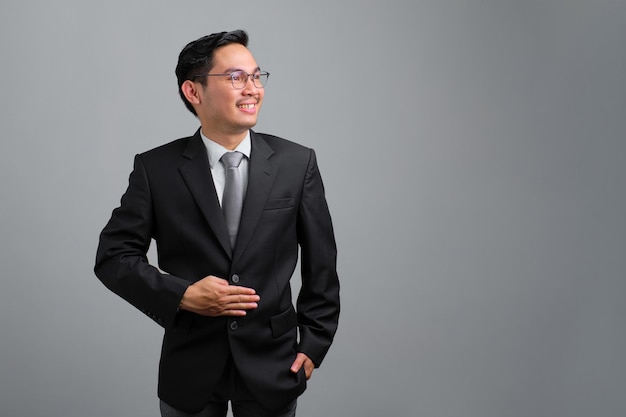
264, 198, 294, 211
270, 305, 297, 338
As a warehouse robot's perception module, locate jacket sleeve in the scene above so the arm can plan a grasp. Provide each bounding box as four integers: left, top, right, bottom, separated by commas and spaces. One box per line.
94, 154, 189, 328
296, 149, 340, 367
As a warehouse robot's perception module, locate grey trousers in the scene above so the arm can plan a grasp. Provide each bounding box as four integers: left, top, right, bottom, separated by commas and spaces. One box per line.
159, 399, 297, 417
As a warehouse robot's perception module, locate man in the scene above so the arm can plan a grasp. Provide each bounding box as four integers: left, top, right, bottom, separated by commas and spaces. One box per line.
94, 30, 340, 417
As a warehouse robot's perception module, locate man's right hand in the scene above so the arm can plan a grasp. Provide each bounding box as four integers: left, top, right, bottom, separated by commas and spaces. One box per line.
179, 275, 260, 316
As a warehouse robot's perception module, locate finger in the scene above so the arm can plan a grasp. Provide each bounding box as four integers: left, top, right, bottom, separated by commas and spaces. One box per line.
290, 355, 305, 374
304, 359, 314, 380
227, 286, 258, 295
223, 294, 260, 304
224, 302, 258, 311
219, 309, 249, 317
205, 304, 254, 316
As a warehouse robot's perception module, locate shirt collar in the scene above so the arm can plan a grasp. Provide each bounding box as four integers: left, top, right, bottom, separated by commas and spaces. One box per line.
200, 130, 252, 169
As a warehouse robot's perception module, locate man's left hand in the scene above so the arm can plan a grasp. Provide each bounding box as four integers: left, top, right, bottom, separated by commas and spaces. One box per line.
290, 352, 315, 380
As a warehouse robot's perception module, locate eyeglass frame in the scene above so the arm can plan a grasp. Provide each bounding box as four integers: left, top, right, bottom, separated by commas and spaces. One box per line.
191, 70, 270, 89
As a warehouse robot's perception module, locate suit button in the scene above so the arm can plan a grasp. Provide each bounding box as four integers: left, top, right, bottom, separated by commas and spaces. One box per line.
229, 321, 238, 331
231, 274, 240, 284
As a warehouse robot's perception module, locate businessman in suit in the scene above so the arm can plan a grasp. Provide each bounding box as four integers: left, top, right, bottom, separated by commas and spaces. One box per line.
94, 30, 340, 417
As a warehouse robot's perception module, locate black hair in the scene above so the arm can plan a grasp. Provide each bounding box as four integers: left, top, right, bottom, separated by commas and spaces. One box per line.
175, 30, 249, 115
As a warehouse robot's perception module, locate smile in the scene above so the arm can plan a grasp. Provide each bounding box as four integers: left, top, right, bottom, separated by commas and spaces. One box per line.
238, 103, 256, 109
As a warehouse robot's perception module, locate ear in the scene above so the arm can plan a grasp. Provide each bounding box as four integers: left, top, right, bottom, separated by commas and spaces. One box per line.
181, 80, 202, 106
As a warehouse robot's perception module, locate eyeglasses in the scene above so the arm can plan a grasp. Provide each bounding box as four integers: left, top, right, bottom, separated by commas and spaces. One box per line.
192, 70, 270, 89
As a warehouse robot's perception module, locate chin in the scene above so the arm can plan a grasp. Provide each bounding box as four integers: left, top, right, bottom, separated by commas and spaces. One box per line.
239, 118, 258, 129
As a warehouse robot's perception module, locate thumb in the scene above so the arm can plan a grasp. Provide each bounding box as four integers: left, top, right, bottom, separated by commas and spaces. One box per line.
290, 354, 305, 374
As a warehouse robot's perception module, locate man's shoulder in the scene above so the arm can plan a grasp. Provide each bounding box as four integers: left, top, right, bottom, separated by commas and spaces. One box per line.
134, 130, 205, 168
133, 133, 202, 174
252, 131, 311, 155
139, 135, 195, 158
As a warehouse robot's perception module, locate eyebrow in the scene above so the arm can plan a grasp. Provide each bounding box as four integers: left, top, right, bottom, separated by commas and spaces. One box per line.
221, 66, 261, 74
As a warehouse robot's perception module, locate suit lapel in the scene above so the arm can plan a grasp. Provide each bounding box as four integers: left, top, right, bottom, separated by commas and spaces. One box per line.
179, 131, 232, 257
234, 131, 275, 262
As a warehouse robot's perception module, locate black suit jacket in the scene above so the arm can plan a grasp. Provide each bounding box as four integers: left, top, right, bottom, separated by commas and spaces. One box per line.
95, 130, 340, 412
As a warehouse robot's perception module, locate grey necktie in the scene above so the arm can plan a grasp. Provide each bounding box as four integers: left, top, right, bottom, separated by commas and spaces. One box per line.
221, 151, 245, 248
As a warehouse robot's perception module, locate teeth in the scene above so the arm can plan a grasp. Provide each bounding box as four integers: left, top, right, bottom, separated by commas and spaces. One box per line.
238, 104, 255, 109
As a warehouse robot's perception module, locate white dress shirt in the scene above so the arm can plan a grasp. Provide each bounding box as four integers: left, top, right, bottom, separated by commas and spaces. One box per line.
200, 130, 251, 206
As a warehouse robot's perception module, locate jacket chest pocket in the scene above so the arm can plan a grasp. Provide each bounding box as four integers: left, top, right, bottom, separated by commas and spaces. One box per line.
264, 198, 294, 211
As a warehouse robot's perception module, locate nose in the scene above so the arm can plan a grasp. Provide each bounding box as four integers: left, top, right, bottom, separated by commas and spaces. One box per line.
241, 76, 260, 95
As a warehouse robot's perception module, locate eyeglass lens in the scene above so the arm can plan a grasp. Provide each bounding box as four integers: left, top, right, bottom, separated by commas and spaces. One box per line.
231, 71, 269, 89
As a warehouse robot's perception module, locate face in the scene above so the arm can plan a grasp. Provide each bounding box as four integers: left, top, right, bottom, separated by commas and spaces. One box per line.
192, 43, 265, 142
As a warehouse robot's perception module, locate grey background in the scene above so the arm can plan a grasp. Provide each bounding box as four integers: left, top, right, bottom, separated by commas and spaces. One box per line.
1, 1, 624, 416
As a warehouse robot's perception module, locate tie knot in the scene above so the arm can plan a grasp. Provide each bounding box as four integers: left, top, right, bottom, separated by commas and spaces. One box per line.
221, 151, 244, 169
